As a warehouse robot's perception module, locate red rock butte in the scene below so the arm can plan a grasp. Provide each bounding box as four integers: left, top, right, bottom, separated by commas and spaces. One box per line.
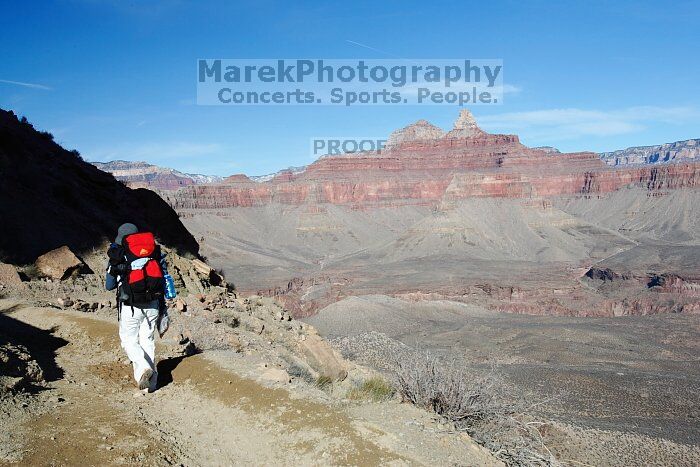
170, 109, 699, 209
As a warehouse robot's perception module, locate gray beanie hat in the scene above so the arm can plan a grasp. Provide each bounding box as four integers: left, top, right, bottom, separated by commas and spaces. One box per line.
115, 223, 138, 244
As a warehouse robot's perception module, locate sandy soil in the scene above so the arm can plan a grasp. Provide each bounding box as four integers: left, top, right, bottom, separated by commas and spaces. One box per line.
0, 299, 497, 466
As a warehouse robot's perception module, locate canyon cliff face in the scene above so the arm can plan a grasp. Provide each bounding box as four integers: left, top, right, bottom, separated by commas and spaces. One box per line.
93, 160, 222, 191
599, 138, 700, 166
166, 111, 698, 210
385, 118, 445, 147
159, 110, 699, 319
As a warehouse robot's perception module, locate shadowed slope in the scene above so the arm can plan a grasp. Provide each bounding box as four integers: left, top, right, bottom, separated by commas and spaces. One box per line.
0, 109, 199, 264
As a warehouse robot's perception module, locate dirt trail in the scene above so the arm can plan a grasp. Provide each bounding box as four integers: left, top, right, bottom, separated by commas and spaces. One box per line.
0, 300, 497, 466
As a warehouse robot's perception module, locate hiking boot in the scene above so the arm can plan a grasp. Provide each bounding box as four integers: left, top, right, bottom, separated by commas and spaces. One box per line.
138, 368, 154, 390
148, 370, 159, 393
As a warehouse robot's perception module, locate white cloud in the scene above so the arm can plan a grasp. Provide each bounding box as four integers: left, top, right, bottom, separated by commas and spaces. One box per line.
501, 84, 521, 94
0, 79, 52, 90
478, 106, 700, 141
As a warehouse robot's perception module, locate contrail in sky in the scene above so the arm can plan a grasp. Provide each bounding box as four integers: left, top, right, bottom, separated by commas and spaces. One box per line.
0, 79, 52, 90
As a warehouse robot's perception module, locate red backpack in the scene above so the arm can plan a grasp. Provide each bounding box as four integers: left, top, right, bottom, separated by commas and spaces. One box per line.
120, 232, 165, 305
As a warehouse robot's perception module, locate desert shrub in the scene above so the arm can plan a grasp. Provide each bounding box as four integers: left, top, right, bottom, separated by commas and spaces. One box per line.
18, 115, 36, 132
19, 264, 42, 281
218, 311, 239, 328
394, 352, 505, 424
393, 352, 560, 466
286, 362, 314, 384
347, 376, 395, 402
38, 130, 54, 141
209, 268, 225, 286
315, 375, 333, 389
68, 149, 83, 161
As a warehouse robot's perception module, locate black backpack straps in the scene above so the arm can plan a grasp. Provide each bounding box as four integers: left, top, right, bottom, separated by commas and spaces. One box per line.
116, 280, 122, 321
108, 243, 126, 265
117, 293, 122, 321
152, 244, 162, 260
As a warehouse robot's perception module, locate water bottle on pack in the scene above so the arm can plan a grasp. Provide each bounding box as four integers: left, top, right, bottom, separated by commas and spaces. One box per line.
164, 273, 177, 299
159, 253, 177, 300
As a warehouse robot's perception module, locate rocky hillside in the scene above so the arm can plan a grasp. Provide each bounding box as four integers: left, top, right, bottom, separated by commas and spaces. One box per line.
0, 225, 501, 466
0, 109, 199, 264
600, 138, 700, 166
92, 160, 223, 190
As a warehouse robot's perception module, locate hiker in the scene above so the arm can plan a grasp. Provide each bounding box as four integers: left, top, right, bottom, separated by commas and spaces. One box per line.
105, 223, 169, 392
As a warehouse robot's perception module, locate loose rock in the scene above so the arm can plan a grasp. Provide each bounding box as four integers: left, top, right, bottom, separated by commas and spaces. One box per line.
35, 246, 83, 280
0, 263, 24, 288
298, 334, 348, 381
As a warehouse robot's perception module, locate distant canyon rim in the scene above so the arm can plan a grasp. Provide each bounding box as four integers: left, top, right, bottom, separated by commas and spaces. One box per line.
95, 109, 699, 319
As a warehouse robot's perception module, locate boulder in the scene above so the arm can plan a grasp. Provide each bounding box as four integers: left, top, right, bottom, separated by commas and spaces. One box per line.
174, 298, 187, 312
298, 334, 348, 381
57, 297, 74, 308
259, 367, 291, 384
35, 246, 82, 280
191, 259, 225, 287
0, 342, 44, 391
241, 316, 265, 335
73, 300, 92, 312
0, 263, 23, 288
226, 334, 243, 352
191, 259, 212, 276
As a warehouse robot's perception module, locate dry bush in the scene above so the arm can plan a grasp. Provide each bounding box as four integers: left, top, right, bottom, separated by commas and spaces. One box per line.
68, 149, 83, 161
393, 351, 560, 466
315, 375, 333, 390
347, 376, 395, 402
38, 130, 54, 141
19, 264, 42, 281
286, 362, 315, 384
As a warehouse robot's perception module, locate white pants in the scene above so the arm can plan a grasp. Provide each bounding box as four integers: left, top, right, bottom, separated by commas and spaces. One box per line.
119, 302, 159, 389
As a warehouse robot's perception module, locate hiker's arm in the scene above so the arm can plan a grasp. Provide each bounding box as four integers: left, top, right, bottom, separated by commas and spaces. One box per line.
105, 261, 117, 291
106, 243, 126, 291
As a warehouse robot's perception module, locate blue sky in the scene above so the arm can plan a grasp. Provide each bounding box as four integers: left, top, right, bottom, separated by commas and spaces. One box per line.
1, 0, 699, 176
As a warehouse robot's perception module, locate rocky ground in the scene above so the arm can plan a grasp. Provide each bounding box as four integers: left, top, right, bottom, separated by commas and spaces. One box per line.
0, 247, 498, 466
306, 295, 700, 466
